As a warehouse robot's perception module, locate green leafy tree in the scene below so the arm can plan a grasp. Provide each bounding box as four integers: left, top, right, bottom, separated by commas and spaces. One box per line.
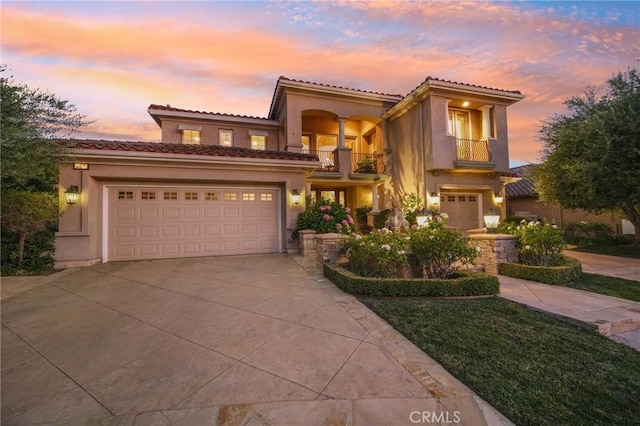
1, 66, 90, 274
1, 66, 89, 191
533, 68, 640, 241
1, 191, 59, 271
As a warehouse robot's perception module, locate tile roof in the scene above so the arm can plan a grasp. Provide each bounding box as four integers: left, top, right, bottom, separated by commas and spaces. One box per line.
506, 165, 537, 198
277, 76, 405, 98
65, 139, 319, 162
148, 104, 271, 121
412, 76, 524, 96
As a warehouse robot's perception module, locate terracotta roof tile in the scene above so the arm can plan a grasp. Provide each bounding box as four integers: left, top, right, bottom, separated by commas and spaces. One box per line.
277, 76, 404, 98
64, 139, 319, 162
412, 76, 523, 96
148, 104, 271, 121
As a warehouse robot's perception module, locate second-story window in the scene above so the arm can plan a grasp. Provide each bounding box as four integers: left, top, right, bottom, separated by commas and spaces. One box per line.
447, 109, 470, 139
250, 135, 266, 150
219, 129, 233, 147
182, 129, 201, 145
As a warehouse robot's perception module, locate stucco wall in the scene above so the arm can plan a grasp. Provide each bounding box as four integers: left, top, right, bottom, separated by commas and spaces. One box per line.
160, 118, 279, 150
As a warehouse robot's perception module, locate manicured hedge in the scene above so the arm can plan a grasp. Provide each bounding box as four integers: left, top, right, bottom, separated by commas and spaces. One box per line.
323, 263, 499, 297
498, 257, 582, 285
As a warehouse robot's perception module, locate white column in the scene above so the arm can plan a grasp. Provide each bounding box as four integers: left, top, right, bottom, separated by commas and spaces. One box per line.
479, 105, 492, 139
337, 118, 346, 148
371, 183, 380, 212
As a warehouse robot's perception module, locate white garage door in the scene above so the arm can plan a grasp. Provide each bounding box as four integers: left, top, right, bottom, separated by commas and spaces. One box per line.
107, 186, 280, 261
439, 192, 481, 230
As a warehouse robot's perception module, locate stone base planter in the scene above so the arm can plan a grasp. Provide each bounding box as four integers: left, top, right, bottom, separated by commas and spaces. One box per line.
324, 263, 499, 297
498, 257, 582, 285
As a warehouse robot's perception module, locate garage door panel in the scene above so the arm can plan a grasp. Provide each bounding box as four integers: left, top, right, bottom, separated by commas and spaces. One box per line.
109, 186, 279, 261
162, 226, 180, 237
204, 208, 220, 218
183, 225, 201, 236
162, 209, 180, 220
115, 226, 136, 238
184, 208, 201, 219
440, 192, 480, 230
115, 208, 136, 220
140, 226, 159, 237
139, 244, 158, 256
140, 208, 158, 220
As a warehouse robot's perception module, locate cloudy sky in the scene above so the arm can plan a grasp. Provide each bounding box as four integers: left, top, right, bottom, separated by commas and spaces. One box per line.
2, 1, 638, 166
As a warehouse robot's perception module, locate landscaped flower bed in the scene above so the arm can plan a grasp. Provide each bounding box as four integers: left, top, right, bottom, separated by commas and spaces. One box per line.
498, 218, 583, 285
498, 257, 582, 285
324, 262, 499, 297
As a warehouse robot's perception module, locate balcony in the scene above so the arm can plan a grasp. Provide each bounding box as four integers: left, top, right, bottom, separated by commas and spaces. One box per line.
351, 153, 385, 174
454, 138, 495, 169
306, 149, 337, 172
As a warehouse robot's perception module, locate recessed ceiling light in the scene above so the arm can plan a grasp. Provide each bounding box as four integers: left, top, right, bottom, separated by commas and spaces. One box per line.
462, 101, 470, 107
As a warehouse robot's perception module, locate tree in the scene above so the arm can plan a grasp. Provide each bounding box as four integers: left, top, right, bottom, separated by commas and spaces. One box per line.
533, 68, 640, 241
0, 66, 90, 273
1, 66, 90, 191
1, 191, 59, 270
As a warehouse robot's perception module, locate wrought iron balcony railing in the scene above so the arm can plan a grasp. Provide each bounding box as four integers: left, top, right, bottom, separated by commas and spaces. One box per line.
305, 149, 337, 172
455, 138, 492, 162
351, 153, 385, 174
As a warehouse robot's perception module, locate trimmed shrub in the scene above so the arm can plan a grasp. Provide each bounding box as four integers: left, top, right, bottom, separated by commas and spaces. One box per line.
498, 257, 582, 285
564, 221, 615, 246
324, 263, 499, 297
354, 206, 391, 234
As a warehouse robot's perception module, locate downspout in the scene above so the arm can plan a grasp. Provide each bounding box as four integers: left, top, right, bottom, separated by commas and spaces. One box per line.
419, 98, 427, 205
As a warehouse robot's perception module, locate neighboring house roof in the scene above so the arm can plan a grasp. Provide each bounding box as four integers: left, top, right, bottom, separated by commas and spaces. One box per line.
506, 165, 537, 198
65, 139, 319, 162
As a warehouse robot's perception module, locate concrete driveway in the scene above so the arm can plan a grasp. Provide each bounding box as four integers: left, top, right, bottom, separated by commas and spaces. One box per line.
564, 250, 640, 281
1, 254, 508, 425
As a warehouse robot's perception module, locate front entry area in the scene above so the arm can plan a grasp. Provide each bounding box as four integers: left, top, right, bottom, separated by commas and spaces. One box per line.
107, 186, 280, 261
439, 192, 482, 230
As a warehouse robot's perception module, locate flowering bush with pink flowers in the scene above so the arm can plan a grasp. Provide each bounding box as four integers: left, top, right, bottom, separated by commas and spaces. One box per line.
293, 197, 355, 238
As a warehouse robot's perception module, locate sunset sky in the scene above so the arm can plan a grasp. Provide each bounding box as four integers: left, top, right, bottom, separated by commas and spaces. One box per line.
2, 1, 638, 166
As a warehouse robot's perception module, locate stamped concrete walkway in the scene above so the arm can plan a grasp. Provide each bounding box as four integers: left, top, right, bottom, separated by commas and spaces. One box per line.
499, 251, 640, 350
1, 254, 510, 425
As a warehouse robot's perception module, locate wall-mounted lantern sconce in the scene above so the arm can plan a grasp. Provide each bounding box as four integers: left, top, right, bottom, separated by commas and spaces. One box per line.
292, 189, 301, 205
428, 192, 440, 206
494, 193, 504, 205
64, 185, 80, 205
483, 208, 500, 233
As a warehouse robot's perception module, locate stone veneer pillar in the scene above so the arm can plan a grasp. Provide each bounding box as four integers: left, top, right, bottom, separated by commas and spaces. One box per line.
468, 233, 518, 275
298, 229, 317, 257
314, 233, 346, 267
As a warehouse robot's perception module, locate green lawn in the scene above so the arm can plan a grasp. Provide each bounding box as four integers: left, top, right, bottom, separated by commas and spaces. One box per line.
571, 244, 640, 259
565, 273, 640, 302
360, 296, 640, 426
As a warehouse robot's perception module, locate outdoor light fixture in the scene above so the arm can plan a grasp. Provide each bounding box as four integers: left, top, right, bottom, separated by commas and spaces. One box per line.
73, 163, 89, 170
292, 189, 301, 205
462, 101, 470, 107
429, 192, 440, 206
64, 185, 80, 205
483, 208, 500, 233
494, 193, 504, 205
416, 209, 431, 228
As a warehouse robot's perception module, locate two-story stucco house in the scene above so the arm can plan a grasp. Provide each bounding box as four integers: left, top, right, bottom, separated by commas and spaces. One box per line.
55, 76, 523, 267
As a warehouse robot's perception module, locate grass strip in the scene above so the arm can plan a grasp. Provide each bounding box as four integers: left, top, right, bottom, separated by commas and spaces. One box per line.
571, 245, 640, 259
360, 296, 640, 426
564, 273, 640, 302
